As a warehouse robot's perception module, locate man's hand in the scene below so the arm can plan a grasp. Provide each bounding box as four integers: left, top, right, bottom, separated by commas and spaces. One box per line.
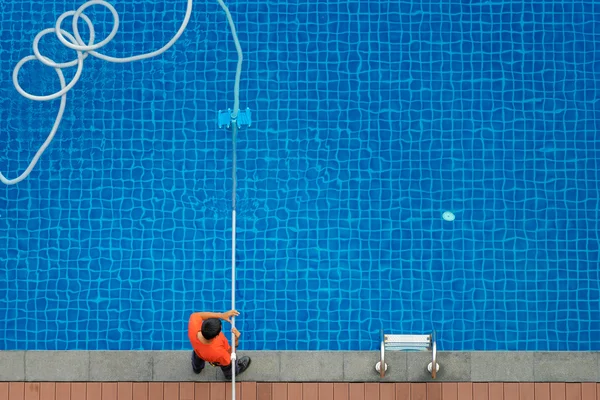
221, 309, 240, 322
231, 327, 241, 346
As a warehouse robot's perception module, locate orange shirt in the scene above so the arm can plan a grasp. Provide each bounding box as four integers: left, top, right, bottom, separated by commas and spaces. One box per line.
188, 313, 232, 366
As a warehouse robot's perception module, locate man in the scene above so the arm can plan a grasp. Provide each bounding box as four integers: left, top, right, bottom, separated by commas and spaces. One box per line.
188, 309, 251, 379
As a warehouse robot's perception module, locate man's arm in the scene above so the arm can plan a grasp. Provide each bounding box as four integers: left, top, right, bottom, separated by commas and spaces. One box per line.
196, 310, 239, 322
197, 311, 225, 320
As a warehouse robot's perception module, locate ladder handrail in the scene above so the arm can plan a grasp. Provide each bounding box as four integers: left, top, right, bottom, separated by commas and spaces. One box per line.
379, 330, 385, 378
430, 330, 437, 379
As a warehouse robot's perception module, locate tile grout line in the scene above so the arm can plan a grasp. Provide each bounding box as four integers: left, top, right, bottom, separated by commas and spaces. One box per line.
596, 352, 599, 383
22, 351, 26, 381
468, 352, 472, 382
342, 352, 345, 381
278, 351, 281, 382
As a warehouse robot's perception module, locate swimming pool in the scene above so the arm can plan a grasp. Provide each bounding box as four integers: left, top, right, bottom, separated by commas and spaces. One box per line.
0, 0, 599, 351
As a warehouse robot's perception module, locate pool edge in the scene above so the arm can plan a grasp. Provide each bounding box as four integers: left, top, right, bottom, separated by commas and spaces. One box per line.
1, 351, 598, 382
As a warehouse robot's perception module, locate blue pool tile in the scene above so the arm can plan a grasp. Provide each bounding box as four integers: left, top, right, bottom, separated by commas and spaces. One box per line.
1, 0, 599, 351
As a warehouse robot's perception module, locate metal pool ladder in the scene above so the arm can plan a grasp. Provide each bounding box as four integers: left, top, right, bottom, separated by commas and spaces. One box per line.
376, 330, 439, 379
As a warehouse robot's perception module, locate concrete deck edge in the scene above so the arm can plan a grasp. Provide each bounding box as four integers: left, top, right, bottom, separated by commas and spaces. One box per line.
0, 351, 597, 382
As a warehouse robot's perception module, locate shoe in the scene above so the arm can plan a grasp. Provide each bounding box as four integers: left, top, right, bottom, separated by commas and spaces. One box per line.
236, 356, 251, 375
193, 365, 204, 374
223, 357, 251, 379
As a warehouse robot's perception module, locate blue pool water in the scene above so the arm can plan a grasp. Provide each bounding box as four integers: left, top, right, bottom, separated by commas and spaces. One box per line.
1, 0, 599, 351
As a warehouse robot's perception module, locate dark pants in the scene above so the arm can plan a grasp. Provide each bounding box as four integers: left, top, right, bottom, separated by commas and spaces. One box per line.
192, 351, 241, 379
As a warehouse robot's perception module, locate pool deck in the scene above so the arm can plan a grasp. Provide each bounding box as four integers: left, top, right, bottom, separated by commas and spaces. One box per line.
0, 351, 599, 382
1, 382, 599, 400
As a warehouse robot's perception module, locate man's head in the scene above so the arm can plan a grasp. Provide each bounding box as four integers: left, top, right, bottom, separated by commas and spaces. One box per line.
201, 318, 222, 340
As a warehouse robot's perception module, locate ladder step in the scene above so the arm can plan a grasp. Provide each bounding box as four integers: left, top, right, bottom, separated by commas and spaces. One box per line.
384, 334, 431, 351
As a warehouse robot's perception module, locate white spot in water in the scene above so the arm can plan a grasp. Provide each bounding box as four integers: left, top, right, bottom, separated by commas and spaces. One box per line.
442, 211, 455, 222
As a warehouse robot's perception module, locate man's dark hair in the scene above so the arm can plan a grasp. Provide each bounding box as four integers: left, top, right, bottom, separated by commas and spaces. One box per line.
201, 318, 222, 340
